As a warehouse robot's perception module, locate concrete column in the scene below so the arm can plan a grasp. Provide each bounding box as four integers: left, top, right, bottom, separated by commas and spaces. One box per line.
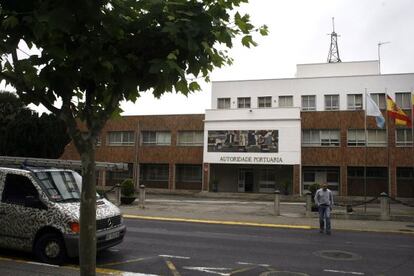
202, 163, 210, 191
274, 190, 280, 216
169, 163, 175, 190
293, 165, 300, 195
101, 170, 106, 187
139, 185, 146, 209
380, 192, 390, 220
340, 165, 347, 196
305, 192, 312, 217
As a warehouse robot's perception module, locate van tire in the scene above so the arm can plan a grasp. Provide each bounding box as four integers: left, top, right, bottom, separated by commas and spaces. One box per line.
34, 233, 67, 265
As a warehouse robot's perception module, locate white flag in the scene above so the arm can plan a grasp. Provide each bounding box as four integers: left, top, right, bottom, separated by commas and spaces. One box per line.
366, 94, 385, 128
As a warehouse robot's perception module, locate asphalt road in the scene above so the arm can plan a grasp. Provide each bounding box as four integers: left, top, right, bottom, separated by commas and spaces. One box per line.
95, 218, 414, 276
1, 218, 414, 276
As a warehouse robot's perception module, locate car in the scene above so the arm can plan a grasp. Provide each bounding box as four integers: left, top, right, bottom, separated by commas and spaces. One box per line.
0, 166, 126, 264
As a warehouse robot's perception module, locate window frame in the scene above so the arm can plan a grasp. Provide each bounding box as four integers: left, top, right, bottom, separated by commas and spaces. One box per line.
107, 131, 135, 146
258, 96, 272, 108
347, 94, 363, 110
237, 97, 251, 109
302, 129, 340, 147
324, 94, 339, 111
141, 131, 171, 146
278, 95, 293, 108
177, 131, 204, 146
396, 128, 413, 147
217, 98, 231, 109
301, 95, 316, 111
395, 92, 411, 110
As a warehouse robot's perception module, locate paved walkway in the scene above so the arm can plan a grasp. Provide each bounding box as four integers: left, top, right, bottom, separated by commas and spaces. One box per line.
116, 192, 414, 235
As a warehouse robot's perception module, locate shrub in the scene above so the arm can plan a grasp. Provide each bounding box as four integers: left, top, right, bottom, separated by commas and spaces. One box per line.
121, 179, 135, 197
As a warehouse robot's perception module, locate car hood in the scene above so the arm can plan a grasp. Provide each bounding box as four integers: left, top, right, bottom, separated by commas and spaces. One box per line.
56, 198, 121, 221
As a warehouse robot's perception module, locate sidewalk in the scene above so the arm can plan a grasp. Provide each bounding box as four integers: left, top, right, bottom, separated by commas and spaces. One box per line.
115, 192, 414, 235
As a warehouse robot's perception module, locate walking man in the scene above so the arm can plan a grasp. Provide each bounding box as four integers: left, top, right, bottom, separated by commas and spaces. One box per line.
314, 183, 334, 235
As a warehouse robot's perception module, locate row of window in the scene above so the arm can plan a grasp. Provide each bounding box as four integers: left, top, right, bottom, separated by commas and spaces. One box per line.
139, 164, 202, 182
302, 129, 413, 147
104, 131, 203, 146
217, 92, 412, 111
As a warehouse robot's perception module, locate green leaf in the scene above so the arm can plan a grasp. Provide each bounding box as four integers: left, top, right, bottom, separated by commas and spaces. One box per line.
189, 81, 201, 91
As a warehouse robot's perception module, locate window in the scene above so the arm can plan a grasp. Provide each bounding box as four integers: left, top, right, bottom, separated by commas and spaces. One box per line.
348, 129, 387, 147
303, 172, 315, 182
367, 129, 386, 146
258, 96, 272, 108
395, 92, 411, 109
142, 131, 171, 145
370, 93, 386, 109
2, 174, 38, 205
217, 98, 231, 109
397, 168, 414, 179
324, 95, 339, 110
107, 131, 134, 145
347, 94, 363, 110
96, 136, 101, 146
259, 169, 276, 191
302, 129, 340, 147
348, 167, 387, 178
177, 131, 204, 146
396, 129, 413, 146
237, 97, 251, 108
176, 165, 202, 182
107, 163, 133, 186
347, 129, 365, 146
140, 164, 169, 181
279, 96, 293, 107
301, 95, 316, 111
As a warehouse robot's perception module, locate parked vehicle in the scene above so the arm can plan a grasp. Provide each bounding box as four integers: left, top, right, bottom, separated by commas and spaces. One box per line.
0, 166, 126, 264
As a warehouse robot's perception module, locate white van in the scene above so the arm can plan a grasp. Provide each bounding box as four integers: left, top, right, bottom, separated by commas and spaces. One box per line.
0, 166, 126, 264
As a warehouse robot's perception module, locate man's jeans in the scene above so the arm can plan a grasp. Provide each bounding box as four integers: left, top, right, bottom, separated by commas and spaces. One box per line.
318, 204, 331, 233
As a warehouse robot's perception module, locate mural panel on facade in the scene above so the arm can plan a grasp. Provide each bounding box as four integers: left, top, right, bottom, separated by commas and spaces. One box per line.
208, 130, 279, 153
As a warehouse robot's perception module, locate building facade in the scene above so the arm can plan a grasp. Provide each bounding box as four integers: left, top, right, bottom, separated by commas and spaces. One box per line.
61, 61, 414, 198
61, 114, 206, 191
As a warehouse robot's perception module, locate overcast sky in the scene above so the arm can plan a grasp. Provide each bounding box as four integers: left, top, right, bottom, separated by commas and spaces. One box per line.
121, 0, 414, 116
3, 0, 413, 115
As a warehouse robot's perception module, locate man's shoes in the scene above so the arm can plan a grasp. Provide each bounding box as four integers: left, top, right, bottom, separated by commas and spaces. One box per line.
326, 231, 331, 235
319, 229, 324, 234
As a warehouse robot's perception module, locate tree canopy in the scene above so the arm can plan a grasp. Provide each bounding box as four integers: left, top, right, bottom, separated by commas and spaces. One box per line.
0, 91, 70, 158
0, 1, 267, 275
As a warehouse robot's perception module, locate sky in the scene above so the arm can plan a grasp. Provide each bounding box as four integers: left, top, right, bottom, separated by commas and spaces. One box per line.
4, 0, 414, 115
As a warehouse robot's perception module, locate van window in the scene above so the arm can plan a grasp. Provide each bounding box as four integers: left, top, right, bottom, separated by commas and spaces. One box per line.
2, 174, 38, 206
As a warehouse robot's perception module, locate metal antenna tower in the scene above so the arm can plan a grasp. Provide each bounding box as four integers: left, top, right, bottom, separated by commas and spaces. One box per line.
327, 17, 341, 63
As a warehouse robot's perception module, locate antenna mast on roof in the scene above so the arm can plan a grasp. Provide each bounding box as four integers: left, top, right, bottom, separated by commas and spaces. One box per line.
327, 17, 341, 63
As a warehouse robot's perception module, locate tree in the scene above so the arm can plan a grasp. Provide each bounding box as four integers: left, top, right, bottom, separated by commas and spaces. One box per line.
0, 91, 70, 158
0, 1, 267, 275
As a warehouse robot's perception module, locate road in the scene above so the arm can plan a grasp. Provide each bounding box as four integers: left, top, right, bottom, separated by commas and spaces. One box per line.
1, 218, 414, 275
95, 218, 414, 275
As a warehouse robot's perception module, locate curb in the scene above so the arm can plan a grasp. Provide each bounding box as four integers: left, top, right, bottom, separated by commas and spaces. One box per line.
123, 214, 414, 235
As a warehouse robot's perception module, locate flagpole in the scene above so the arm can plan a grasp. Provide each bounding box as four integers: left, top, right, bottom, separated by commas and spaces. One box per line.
411, 89, 414, 186
364, 89, 367, 212
386, 88, 391, 197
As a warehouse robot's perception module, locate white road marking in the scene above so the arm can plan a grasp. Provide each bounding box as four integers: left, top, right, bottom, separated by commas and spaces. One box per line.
26, 261, 59, 268
236, 261, 270, 267
324, 269, 365, 275
183, 266, 232, 276
159, 254, 190, 259
119, 272, 160, 276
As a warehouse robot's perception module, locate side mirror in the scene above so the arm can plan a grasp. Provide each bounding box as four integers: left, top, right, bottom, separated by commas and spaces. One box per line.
25, 196, 47, 210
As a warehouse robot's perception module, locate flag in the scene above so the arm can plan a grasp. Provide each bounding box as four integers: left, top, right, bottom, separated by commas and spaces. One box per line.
386, 95, 412, 126
366, 93, 385, 128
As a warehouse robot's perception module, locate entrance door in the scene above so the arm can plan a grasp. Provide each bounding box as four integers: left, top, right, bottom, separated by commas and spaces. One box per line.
238, 169, 254, 192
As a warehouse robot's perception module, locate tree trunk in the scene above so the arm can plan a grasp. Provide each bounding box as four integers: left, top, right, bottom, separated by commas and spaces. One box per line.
79, 144, 97, 276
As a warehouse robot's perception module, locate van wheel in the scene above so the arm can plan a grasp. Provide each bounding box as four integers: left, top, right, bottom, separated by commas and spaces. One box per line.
34, 233, 67, 265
